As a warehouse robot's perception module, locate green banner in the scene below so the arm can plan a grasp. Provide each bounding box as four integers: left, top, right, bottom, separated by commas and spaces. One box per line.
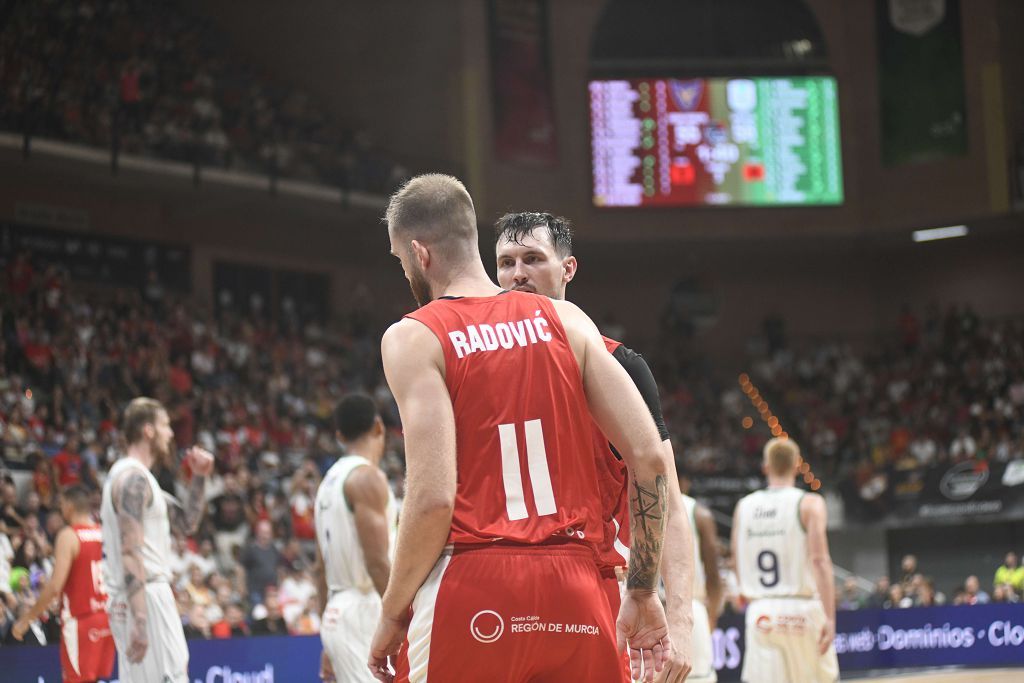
877, 0, 967, 165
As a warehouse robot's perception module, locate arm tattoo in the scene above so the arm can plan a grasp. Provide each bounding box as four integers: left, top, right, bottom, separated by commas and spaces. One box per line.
627, 474, 668, 590
117, 472, 150, 596
170, 474, 207, 536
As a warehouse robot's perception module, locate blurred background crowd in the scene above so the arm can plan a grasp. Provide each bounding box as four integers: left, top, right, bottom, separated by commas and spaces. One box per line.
0, 0, 407, 192
2, 247, 1021, 645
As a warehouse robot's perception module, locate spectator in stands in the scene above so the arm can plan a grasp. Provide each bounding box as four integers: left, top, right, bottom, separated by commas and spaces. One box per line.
183, 604, 212, 640
995, 552, 1024, 594
52, 434, 89, 488
914, 579, 942, 607
250, 588, 287, 636
287, 459, 319, 549
898, 554, 918, 590
216, 602, 250, 638
210, 471, 249, 568
884, 584, 911, 609
865, 576, 891, 609
184, 538, 220, 579
964, 575, 990, 605
837, 578, 863, 611
991, 584, 1018, 604
239, 520, 280, 606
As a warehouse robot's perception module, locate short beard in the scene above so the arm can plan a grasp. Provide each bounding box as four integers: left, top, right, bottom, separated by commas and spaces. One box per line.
151, 435, 173, 467
408, 264, 433, 308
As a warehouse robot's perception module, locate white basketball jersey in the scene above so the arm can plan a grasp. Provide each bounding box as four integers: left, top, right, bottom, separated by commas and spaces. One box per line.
315, 456, 397, 594
100, 457, 173, 592
681, 494, 707, 601
735, 487, 815, 600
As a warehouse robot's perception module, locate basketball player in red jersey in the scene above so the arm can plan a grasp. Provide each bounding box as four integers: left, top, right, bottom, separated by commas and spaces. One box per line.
13, 485, 115, 683
368, 174, 674, 683
495, 212, 694, 682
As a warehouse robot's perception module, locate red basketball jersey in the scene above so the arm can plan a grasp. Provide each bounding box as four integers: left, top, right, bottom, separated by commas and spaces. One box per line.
593, 336, 631, 571
404, 291, 605, 548
63, 524, 107, 619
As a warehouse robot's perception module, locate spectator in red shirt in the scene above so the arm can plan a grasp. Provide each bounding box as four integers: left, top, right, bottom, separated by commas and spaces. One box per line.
52, 434, 88, 488
169, 356, 193, 396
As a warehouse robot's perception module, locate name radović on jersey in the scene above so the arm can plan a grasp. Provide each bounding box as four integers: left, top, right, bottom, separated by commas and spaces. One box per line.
448, 311, 553, 359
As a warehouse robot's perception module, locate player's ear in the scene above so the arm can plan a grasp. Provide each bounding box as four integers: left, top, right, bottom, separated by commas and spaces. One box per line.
373, 416, 385, 436
562, 256, 578, 284
410, 239, 430, 270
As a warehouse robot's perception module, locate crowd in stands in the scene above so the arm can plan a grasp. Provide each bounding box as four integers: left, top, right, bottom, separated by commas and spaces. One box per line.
1, 245, 1022, 646
0, 251, 404, 644
0, 0, 407, 192
667, 305, 1024, 521
834, 553, 1023, 612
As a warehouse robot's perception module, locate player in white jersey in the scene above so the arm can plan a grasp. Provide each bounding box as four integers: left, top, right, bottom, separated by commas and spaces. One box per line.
101, 397, 213, 683
732, 437, 839, 683
315, 394, 397, 682
681, 490, 723, 683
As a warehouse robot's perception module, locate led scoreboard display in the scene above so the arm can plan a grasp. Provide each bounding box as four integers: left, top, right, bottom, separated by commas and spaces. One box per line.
590, 76, 843, 207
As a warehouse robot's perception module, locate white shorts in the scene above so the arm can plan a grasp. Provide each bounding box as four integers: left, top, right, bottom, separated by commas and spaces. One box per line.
742, 598, 839, 683
321, 588, 382, 683
109, 582, 189, 683
689, 598, 717, 683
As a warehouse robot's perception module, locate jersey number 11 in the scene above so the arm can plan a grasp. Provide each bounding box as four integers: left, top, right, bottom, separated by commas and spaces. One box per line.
498, 420, 556, 521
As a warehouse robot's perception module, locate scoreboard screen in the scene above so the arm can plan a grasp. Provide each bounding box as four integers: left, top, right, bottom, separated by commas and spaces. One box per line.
589, 76, 843, 207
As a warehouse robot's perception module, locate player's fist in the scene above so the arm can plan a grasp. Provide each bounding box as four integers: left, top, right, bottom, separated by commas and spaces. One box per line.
186, 446, 215, 477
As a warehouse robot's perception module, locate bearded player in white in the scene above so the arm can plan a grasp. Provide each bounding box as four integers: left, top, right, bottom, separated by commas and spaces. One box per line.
101, 397, 213, 683
315, 393, 397, 682
680, 489, 724, 683
732, 437, 839, 683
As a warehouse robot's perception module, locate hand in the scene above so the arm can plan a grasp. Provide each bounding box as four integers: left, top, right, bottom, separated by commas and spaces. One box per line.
11, 617, 29, 641
186, 446, 215, 477
127, 616, 149, 663
367, 613, 409, 682
320, 650, 335, 681
818, 619, 836, 655
617, 590, 670, 682
655, 611, 692, 683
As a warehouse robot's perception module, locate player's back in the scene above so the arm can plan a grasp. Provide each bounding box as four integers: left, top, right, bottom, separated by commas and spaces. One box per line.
63, 523, 107, 619
406, 290, 603, 548
315, 455, 397, 594
735, 487, 815, 600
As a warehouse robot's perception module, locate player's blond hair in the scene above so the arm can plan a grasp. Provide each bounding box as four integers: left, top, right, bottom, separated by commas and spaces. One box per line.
384, 174, 478, 262
763, 436, 800, 476
123, 397, 166, 445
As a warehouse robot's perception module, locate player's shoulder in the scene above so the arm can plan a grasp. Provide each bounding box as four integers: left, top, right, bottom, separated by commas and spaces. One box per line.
344, 465, 390, 505
381, 317, 443, 357
55, 525, 81, 553
799, 490, 826, 510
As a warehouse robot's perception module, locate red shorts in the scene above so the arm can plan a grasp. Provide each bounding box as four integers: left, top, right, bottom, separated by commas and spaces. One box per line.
60, 610, 116, 683
599, 567, 631, 683
395, 543, 622, 683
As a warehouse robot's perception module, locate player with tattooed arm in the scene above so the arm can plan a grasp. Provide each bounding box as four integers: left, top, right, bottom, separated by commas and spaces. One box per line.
368, 175, 673, 683
100, 397, 213, 683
